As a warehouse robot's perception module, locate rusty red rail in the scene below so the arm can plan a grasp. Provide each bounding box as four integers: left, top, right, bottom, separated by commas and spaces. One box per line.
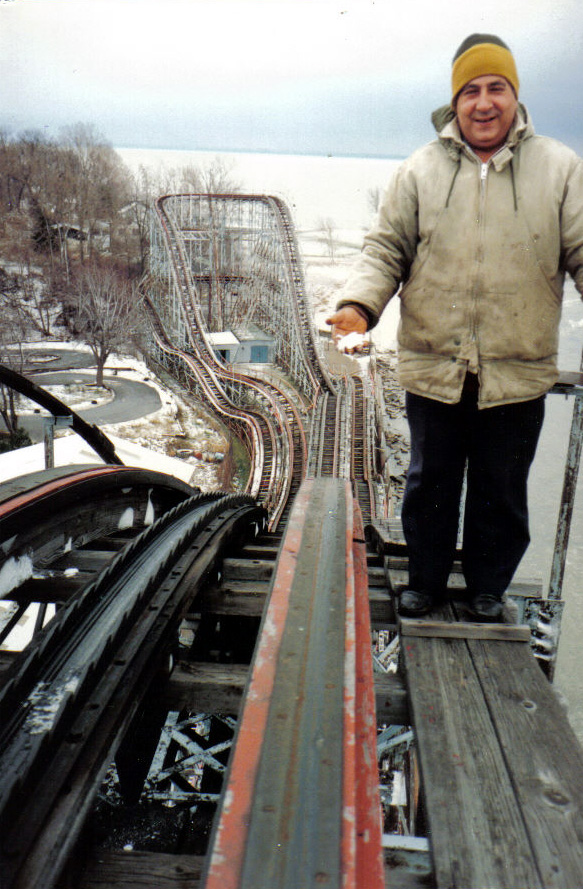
202, 478, 383, 889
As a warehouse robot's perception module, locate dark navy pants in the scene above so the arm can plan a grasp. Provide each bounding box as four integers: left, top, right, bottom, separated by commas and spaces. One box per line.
401, 379, 545, 598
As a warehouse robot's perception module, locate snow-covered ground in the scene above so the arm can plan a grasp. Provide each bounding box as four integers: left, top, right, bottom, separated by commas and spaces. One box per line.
301, 227, 400, 351
1, 223, 401, 494
1, 344, 229, 490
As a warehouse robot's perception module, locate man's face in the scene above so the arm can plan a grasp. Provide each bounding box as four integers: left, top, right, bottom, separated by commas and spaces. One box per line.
455, 74, 518, 159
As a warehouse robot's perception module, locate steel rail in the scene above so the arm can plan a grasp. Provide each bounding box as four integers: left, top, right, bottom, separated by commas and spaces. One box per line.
0, 490, 222, 732
0, 489, 266, 889
0, 463, 193, 521
0, 463, 199, 651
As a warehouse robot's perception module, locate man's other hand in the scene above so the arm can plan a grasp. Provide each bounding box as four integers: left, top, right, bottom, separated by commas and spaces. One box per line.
325, 305, 369, 353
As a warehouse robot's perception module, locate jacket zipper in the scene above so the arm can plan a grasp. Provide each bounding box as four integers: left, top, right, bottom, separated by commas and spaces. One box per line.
478, 162, 488, 262
469, 162, 489, 373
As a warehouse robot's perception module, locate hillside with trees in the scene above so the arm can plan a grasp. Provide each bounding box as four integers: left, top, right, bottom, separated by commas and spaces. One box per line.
0, 123, 239, 447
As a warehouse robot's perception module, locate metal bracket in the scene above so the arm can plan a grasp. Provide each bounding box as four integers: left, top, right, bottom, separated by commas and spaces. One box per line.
523, 597, 565, 677
43, 414, 74, 468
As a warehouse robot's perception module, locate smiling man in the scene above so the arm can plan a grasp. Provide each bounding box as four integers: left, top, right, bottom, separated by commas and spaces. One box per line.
452, 34, 519, 160
327, 34, 583, 621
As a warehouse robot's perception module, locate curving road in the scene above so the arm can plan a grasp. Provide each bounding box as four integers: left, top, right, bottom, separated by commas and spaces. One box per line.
9, 348, 163, 442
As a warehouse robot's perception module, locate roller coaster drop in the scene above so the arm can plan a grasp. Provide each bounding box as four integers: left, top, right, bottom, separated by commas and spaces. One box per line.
146, 193, 389, 527
0, 195, 395, 888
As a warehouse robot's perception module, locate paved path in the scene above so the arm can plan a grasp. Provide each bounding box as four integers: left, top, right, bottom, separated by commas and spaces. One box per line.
6, 346, 96, 373
10, 350, 163, 442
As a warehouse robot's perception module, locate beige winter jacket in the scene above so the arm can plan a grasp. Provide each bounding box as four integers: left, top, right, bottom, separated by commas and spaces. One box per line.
339, 105, 583, 406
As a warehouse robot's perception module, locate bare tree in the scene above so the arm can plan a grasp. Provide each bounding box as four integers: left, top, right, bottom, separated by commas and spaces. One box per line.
367, 186, 382, 216
72, 263, 145, 386
179, 156, 241, 194
60, 123, 131, 263
0, 268, 34, 436
118, 165, 158, 277
318, 217, 338, 263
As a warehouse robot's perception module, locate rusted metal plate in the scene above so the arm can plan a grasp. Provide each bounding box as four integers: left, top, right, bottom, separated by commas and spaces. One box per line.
351, 501, 385, 888
203, 480, 313, 889
204, 479, 384, 889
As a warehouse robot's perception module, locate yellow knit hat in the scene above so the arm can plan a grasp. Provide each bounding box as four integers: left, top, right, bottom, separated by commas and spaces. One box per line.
452, 34, 519, 102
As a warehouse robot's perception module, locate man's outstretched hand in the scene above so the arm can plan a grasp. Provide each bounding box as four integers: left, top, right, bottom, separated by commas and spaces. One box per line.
326, 305, 369, 353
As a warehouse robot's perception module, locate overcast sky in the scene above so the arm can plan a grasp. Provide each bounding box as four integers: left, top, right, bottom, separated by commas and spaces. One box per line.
1, 0, 582, 157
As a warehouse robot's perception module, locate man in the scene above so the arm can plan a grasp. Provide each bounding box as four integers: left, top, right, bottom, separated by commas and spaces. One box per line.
327, 34, 583, 621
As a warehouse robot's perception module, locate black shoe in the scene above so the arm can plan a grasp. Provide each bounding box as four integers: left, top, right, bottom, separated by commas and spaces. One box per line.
398, 589, 434, 617
470, 593, 503, 622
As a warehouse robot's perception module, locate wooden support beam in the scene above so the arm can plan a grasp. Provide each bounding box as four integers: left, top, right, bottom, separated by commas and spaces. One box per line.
8, 573, 91, 605
167, 661, 411, 727
368, 586, 395, 623
0, 651, 16, 675
80, 850, 204, 888
194, 581, 269, 617
78, 846, 434, 889
167, 661, 247, 714
388, 565, 542, 599
194, 577, 394, 623
220, 557, 274, 581
52, 550, 117, 571
238, 544, 280, 560
374, 671, 410, 726
399, 618, 531, 642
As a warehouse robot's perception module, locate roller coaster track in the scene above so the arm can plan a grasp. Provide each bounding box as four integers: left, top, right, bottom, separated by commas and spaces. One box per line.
145, 293, 303, 531
150, 197, 316, 530
154, 194, 334, 401
265, 194, 334, 396
0, 457, 395, 889
0, 466, 268, 889
149, 192, 385, 529
0, 195, 392, 888
2, 185, 583, 887
150, 191, 382, 520
351, 375, 377, 526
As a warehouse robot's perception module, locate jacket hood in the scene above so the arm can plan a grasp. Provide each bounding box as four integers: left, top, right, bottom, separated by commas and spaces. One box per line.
431, 102, 534, 157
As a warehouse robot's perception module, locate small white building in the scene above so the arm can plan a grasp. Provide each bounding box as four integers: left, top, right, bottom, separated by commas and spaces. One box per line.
207, 324, 275, 365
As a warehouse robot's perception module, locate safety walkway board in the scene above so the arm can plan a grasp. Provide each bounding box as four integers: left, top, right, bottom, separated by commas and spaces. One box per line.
401, 607, 583, 888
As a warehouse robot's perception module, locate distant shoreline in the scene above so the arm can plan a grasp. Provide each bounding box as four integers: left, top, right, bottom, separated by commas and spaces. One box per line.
115, 148, 403, 232
115, 145, 407, 163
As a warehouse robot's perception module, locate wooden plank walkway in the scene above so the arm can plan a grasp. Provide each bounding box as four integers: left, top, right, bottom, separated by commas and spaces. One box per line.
367, 518, 583, 886
400, 605, 583, 887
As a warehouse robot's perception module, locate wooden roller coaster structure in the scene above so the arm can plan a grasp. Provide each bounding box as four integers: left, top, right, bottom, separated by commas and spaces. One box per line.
4, 192, 580, 888
0, 193, 394, 889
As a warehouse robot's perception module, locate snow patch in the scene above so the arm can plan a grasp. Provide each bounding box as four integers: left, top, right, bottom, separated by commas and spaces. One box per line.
0, 554, 34, 596
118, 507, 135, 530
25, 674, 81, 735
144, 491, 155, 526
335, 331, 369, 352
